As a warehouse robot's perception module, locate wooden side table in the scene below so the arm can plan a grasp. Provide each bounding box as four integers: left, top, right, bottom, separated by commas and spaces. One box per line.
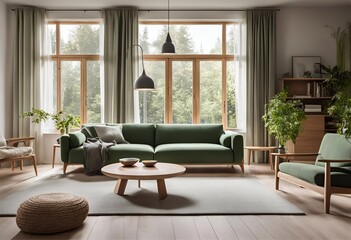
244, 146, 276, 169
52, 143, 60, 168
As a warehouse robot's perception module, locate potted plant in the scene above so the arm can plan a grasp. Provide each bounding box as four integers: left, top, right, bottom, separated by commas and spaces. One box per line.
322, 65, 351, 138
50, 111, 80, 134
21, 108, 80, 134
262, 90, 306, 153
21, 108, 51, 124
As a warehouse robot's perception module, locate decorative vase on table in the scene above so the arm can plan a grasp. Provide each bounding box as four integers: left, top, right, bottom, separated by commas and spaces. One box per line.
278, 145, 286, 154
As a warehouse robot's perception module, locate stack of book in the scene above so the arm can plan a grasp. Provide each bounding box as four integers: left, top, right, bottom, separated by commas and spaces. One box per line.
304, 104, 322, 113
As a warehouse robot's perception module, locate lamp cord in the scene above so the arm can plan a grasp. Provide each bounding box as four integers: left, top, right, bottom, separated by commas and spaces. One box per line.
168, 0, 170, 32
132, 44, 145, 71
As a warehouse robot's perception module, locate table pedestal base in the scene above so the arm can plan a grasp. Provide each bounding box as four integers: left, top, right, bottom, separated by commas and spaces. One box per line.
114, 179, 168, 199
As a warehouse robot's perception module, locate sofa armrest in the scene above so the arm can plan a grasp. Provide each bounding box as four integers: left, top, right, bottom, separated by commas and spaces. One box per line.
220, 131, 234, 147
60, 134, 70, 163
220, 131, 244, 163
60, 131, 86, 163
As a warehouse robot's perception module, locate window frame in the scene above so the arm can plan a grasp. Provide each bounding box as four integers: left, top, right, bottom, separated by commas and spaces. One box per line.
139, 21, 236, 129
49, 21, 101, 124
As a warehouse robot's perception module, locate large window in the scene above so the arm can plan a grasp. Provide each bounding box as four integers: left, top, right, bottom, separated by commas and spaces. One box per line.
139, 22, 239, 129
48, 22, 101, 123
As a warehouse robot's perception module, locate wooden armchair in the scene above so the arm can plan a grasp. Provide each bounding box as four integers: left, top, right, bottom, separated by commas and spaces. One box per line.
274, 133, 351, 213
0, 137, 38, 176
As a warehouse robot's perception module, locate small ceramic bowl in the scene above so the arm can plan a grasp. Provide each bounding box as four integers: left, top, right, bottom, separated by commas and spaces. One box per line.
142, 160, 157, 167
119, 157, 140, 167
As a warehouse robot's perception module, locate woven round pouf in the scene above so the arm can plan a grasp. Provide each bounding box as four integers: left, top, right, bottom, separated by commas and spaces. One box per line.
16, 193, 89, 234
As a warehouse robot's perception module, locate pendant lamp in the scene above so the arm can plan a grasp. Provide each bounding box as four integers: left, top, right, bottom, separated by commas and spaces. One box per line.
133, 44, 155, 90
162, 0, 175, 53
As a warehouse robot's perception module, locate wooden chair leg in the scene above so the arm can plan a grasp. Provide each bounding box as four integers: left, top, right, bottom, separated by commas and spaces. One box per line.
324, 162, 331, 214
11, 161, 14, 171
32, 155, 38, 176
20, 160, 23, 170
275, 156, 280, 190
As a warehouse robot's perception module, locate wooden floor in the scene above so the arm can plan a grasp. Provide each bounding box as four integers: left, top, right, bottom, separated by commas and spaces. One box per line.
0, 163, 350, 240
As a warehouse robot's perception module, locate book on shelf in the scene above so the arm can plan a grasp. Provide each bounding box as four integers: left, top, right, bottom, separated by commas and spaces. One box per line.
304, 104, 322, 112
293, 95, 312, 98
305, 109, 322, 113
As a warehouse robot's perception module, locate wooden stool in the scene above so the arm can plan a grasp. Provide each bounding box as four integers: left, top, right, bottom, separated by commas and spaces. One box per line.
52, 144, 60, 168
244, 146, 276, 169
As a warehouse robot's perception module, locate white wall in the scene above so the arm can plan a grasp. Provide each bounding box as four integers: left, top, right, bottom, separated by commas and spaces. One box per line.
0, 0, 6, 136
276, 7, 351, 80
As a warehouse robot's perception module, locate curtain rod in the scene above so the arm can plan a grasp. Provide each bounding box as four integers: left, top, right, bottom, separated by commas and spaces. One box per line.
11, 8, 280, 12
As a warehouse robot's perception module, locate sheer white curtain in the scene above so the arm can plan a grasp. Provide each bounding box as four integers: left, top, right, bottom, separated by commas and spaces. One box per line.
99, 19, 105, 123
233, 18, 247, 132
42, 21, 55, 129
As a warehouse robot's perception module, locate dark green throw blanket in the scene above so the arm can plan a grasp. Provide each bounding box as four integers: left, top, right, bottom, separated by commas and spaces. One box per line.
83, 138, 115, 175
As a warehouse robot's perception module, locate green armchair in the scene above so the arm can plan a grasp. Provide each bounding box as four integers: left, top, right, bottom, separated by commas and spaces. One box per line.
275, 133, 351, 213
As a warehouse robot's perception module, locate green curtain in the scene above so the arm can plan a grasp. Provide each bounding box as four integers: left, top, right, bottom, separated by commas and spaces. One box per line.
246, 9, 276, 163
102, 8, 138, 123
12, 8, 46, 137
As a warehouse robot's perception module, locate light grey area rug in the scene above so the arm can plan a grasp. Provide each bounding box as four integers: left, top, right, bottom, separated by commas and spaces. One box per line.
0, 173, 304, 216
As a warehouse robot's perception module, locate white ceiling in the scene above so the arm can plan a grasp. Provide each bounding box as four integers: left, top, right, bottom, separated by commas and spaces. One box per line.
4, 0, 351, 10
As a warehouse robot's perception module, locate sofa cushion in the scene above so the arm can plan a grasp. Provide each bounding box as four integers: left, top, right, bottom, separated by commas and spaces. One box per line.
69, 132, 86, 148
81, 127, 94, 139
107, 144, 154, 163
0, 146, 33, 159
94, 125, 128, 144
155, 124, 224, 146
279, 162, 351, 187
316, 133, 351, 168
154, 143, 233, 164
122, 124, 155, 146
81, 124, 106, 138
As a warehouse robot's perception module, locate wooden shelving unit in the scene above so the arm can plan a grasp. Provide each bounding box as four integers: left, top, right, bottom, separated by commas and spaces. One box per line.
281, 78, 336, 160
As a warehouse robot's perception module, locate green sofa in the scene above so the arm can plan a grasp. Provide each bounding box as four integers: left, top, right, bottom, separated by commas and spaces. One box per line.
60, 124, 244, 174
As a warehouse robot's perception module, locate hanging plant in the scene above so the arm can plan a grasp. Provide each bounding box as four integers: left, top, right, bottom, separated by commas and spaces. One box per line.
325, 24, 350, 71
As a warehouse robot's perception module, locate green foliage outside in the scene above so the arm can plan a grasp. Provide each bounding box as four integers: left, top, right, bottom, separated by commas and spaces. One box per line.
139, 25, 237, 126
50, 23, 237, 126
262, 90, 306, 147
49, 24, 101, 123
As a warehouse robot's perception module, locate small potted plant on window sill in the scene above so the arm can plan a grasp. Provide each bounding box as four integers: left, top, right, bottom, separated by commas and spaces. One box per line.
50, 111, 81, 134
262, 90, 306, 153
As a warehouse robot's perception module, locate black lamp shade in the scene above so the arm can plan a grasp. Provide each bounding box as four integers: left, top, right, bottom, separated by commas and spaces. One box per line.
162, 33, 175, 53
134, 69, 155, 90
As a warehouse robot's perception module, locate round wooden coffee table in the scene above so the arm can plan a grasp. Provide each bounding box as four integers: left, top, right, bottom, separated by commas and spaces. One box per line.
101, 162, 186, 199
